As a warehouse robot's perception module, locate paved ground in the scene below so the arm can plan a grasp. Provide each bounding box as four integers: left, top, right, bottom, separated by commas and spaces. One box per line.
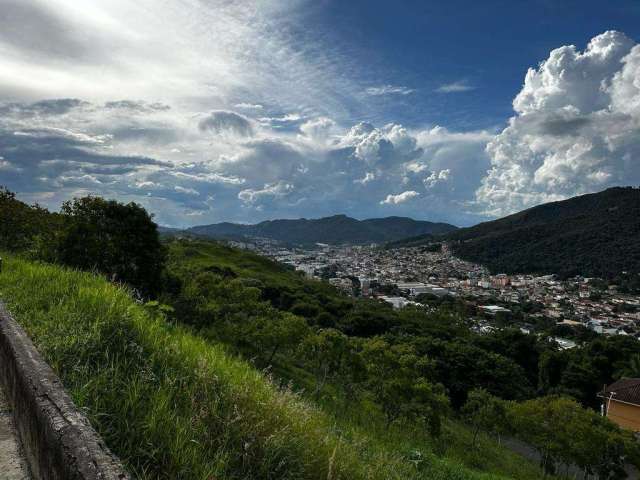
0, 386, 30, 479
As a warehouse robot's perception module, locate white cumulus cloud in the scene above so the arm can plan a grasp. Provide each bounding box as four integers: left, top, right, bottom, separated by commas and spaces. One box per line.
477, 31, 640, 215
380, 190, 419, 205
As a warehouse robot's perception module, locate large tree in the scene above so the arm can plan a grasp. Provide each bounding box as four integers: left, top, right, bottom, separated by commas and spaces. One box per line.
57, 196, 165, 296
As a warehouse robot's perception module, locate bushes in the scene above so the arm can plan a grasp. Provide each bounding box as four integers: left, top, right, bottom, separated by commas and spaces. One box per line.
508, 396, 639, 477
0, 188, 165, 296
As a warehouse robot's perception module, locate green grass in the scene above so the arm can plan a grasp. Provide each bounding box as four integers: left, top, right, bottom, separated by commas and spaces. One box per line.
166, 239, 343, 301
0, 254, 543, 479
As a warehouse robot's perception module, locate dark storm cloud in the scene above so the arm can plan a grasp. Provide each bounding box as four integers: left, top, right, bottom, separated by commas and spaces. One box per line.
0, 129, 164, 167
0, 99, 89, 117
539, 116, 592, 137
198, 111, 254, 137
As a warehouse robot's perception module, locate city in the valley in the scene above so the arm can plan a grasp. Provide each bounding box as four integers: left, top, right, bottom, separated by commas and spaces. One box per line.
229, 238, 640, 345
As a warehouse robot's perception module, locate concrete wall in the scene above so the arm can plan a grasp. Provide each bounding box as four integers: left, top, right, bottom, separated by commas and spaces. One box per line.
607, 400, 640, 432
0, 303, 129, 480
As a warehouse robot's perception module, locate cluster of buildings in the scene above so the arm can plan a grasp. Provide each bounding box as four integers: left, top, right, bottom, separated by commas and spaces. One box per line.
226, 237, 640, 438
227, 239, 640, 341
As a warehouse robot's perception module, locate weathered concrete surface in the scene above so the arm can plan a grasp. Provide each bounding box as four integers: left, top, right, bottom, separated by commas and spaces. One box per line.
0, 302, 129, 480
0, 383, 30, 479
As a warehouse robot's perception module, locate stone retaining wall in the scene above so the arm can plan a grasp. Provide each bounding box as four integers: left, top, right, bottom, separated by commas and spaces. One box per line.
0, 302, 129, 480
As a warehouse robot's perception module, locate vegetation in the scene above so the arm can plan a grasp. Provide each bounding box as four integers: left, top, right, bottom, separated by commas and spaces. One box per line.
162, 238, 640, 477
391, 187, 640, 280
57, 196, 166, 296
509, 396, 638, 478
0, 187, 62, 254
1, 186, 639, 479
0, 255, 541, 480
0, 189, 165, 295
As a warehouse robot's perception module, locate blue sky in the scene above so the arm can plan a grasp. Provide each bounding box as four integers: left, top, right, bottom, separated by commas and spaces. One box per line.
1, 0, 640, 227
300, 0, 640, 128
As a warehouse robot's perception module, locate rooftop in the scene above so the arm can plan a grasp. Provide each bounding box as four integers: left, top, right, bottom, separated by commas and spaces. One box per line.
600, 378, 640, 406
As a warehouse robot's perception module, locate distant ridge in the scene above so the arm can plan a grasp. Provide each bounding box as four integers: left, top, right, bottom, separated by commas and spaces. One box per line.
391, 187, 640, 278
183, 214, 457, 245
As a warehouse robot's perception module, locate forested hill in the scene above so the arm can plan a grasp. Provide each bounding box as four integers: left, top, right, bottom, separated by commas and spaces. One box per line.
441, 187, 640, 278
185, 214, 457, 245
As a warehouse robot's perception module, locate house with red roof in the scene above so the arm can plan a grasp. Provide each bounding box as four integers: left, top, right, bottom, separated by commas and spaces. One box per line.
599, 378, 640, 432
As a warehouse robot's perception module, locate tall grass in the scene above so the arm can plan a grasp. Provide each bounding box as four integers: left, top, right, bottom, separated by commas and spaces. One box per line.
0, 255, 520, 479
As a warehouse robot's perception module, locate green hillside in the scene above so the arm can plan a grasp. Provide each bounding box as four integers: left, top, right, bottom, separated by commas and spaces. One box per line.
1, 188, 636, 479
391, 187, 640, 279
0, 254, 541, 480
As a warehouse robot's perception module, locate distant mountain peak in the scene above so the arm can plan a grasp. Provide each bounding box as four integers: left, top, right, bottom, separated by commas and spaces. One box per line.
185, 214, 457, 246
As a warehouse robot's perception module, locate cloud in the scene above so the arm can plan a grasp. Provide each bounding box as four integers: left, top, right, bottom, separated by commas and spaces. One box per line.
0, 92, 494, 227
477, 31, 640, 215
436, 80, 475, 93
0, 98, 89, 117
234, 103, 264, 110
103, 100, 171, 112
174, 185, 200, 196
354, 172, 376, 184
424, 169, 450, 188
341, 122, 422, 166
299, 117, 335, 140
0, 0, 499, 227
198, 110, 254, 137
238, 181, 294, 205
380, 190, 419, 205
365, 84, 415, 96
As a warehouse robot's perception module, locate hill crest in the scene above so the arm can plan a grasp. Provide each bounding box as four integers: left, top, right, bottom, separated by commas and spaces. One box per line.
183, 214, 457, 245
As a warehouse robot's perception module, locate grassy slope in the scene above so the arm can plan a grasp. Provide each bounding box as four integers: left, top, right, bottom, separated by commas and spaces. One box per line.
166, 239, 337, 295
164, 240, 549, 480
0, 254, 524, 480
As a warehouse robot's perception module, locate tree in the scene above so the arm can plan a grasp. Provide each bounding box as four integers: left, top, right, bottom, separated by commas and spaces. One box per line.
302, 328, 356, 398
617, 353, 640, 378
251, 311, 310, 365
0, 187, 61, 254
361, 338, 449, 437
461, 388, 508, 450
57, 196, 165, 296
508, 396, 638, 478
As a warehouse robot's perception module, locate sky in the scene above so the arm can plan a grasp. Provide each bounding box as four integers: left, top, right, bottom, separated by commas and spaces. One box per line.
1, 0, 640, 227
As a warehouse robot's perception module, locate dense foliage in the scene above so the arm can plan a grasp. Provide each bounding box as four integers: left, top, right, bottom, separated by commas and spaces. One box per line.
391, 187, 640, 279
1, 255, 551, 480
186, 214, 457, 245
57, 197, 165, 295
0, 187, 62, 254
0, 187, 164, 295
450, 187, 640, 279
163, 239, 640, 475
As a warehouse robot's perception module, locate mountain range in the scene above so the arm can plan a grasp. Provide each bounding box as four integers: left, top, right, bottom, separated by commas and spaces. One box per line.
181, 215, 458, 245
391, 187, 640, 279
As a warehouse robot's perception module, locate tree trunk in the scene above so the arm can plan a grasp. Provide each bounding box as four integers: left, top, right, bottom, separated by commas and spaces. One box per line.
267, 344, 279, 364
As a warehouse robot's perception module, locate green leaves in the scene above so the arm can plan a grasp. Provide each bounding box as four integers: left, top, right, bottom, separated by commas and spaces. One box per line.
57, 196, 165, 296
508, 396, 638, 477
360, 338, 448, 436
